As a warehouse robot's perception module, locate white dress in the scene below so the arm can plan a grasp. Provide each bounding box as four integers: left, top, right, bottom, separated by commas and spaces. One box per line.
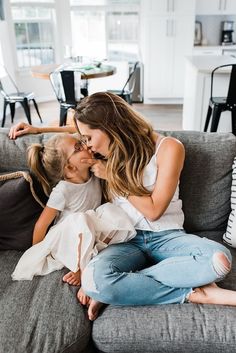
12, 176, 136, 281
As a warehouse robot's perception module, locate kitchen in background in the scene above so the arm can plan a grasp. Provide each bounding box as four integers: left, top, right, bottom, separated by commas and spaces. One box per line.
193, 0, 236, 56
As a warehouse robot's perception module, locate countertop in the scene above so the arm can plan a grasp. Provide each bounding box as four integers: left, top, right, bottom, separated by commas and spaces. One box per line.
186, 55, 236, 73
194, 44, 236, 51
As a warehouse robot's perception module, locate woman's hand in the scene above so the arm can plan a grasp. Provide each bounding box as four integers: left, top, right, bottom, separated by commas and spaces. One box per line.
81, 158, 107, 180
8, 122, 39, 140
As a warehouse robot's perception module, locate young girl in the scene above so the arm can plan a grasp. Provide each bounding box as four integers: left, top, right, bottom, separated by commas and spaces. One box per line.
11, 133, 136, 304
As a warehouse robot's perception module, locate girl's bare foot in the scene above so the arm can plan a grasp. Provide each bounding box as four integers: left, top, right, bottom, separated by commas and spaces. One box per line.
63, 270, 81, 286
188, 282, 236, 306
87, 299, 104, 321
77, 288, 90, 306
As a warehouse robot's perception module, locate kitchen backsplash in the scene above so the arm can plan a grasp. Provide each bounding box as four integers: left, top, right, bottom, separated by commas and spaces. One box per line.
196, 15, 236, 45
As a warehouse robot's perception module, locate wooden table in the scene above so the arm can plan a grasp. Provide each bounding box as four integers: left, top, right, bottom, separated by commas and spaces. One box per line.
31, 63, 116, 80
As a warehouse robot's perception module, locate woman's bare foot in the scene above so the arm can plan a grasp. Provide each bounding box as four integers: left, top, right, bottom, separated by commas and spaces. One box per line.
87, 299, 104, 321
77, 288, 90, 306
63, 270, 81, 286
188, 282, 236, 306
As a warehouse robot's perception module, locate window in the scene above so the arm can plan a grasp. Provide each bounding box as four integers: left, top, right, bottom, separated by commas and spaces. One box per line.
10, 0, 55, 68
70, 9, 106, 59
70, 0, 140, 61
107, 11, 139, 61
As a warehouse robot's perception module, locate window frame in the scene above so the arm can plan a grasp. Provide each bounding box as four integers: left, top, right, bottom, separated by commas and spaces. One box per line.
9, 0, 57, 71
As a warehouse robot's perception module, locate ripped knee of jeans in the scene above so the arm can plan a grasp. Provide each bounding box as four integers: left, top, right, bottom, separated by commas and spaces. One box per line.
212, 251, 231, 279
82, 259, 99, 294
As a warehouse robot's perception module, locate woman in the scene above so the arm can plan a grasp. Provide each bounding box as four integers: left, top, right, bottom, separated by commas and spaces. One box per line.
9, 92, 236, 322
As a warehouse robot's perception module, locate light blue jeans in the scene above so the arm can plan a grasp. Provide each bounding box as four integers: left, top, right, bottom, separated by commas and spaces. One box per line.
82, 229, 232, 305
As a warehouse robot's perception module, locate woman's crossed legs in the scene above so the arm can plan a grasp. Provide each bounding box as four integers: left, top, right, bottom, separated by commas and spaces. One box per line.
81, 229, 233, 320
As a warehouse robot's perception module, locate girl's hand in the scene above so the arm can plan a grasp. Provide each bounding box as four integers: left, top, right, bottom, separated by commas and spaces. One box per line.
81, 158, 107, 180
8, 122, 39, 140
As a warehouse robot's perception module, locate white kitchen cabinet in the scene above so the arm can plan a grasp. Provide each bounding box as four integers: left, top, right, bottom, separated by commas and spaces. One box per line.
142, 0, 195, 15
224, 0, 236, 13
172, 16, 195, 97
196, 0, 236, 15
140, 0, 195, 102
144, 16, 174, 98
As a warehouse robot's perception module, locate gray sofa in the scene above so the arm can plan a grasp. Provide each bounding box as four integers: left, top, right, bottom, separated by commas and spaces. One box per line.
1, 127, 236, 353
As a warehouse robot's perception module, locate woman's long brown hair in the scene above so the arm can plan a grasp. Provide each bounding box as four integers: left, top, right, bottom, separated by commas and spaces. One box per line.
74, 92, 155, 200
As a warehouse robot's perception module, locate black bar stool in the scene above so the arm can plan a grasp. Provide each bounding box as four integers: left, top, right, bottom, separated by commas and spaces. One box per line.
0, 66, 42, 127
204, 64, 236, 135
50, 69, 85, 126
107, 62, 139, 105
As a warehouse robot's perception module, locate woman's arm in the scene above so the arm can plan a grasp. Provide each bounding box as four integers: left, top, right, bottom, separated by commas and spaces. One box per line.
8, 122, 76, 140
33, 206, 59, 245
80, 138, 185, 222
127, 138, 185, 222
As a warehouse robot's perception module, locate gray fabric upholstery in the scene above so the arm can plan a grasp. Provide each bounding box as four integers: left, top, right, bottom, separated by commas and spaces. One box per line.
160, 131, 236, 239
93, 303, 236, 353
0, 250, 92, 353
0, 128, 54, 173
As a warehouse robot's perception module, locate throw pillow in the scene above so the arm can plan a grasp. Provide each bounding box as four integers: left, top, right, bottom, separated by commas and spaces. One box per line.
0, 171, 48, 251
223, 158, 236, 247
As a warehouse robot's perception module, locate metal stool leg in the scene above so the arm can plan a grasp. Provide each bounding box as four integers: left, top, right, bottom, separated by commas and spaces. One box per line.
60, 106, 68, 126
204, 105, 212, 132
32, 99, 43, 123
20, 98, 32, 125
1, 100, 8, 127
231, 108, 236, 136
210, 105, 222, 132
9, 103, 15, 123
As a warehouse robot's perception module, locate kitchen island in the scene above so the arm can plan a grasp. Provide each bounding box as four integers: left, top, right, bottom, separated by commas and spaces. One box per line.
182, 55, 236, 132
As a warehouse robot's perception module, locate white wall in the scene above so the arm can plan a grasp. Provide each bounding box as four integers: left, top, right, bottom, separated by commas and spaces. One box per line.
0, 20, 15, 121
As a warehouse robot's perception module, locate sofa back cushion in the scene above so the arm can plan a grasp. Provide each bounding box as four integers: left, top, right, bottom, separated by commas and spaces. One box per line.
1, 128, 236, 238
163, 131, 236, 236
0, 128, 54, 172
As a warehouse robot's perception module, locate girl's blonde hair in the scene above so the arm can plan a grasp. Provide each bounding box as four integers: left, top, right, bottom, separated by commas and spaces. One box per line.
74, 92, 155, 200
27, 134, 69, 196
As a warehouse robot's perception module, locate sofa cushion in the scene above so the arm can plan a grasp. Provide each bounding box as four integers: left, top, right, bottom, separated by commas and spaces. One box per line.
223, 157, 236, 247
0, 171, 47, 251
161, 131, 236, 239
0, 250, 92, 353
0, 128, 54, 173
92, 301, 236, 353
1, 129, 236, 239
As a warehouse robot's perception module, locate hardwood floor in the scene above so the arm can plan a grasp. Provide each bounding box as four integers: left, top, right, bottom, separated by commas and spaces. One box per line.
2, 100, 183, 131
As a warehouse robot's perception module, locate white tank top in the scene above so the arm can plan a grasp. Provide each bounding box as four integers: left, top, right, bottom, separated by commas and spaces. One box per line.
113, 137, 184, 232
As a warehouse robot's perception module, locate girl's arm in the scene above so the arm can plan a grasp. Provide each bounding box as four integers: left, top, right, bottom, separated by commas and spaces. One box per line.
32, 206, 59, 245
8, 122, 76, 140
127, 138, 185, 222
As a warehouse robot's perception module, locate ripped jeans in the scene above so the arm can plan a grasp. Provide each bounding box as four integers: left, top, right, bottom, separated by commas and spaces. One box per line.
82, 229, 232, 305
